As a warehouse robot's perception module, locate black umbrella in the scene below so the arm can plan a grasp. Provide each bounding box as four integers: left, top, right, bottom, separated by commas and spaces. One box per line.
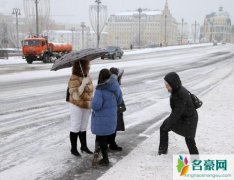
51, 48, 108, 71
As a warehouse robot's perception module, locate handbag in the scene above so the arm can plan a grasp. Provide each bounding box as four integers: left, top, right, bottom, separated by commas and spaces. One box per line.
66, 87, 70, 102
189, 92, 203, 109
118, 101, 126, 113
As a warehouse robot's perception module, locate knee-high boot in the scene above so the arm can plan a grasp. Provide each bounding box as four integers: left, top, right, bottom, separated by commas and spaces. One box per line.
78, 131, 93, 154
98, 136, 109, 166
70, 132, 81, 156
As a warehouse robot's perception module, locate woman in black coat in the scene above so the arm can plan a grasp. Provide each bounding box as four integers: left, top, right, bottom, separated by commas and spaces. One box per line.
108, 67, 126, 151
158, 72, 199, 155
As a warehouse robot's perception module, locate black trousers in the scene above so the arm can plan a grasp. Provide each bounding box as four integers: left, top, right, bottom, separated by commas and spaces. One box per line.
95, 135, 109, 159
159, 127, 199, 154
107, 132, 117, 146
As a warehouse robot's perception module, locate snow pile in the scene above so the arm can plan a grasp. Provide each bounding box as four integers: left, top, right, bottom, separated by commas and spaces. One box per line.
98, 65, 234, 180
0, 56, 25, 65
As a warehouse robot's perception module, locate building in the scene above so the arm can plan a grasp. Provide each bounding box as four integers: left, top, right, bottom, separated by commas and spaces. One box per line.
231, 25, 234, 44
43, 26, 91, 50
0, 14, 27, 48
1, 12, 95, 50
190, 21, 200, 43
0, 14, 15, 48
106, 0, 179, 48
202, 7, 232, 43
88, 31, 108, 48
177, 20, 189, 44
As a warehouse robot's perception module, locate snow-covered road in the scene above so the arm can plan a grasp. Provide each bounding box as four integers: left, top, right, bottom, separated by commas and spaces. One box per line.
0, 44, 234, 180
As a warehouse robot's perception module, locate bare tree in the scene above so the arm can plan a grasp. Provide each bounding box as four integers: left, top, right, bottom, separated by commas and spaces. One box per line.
0, 16, 16, 48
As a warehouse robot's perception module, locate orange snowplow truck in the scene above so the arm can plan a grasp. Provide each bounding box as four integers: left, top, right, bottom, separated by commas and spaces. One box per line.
22, 36, 72, 64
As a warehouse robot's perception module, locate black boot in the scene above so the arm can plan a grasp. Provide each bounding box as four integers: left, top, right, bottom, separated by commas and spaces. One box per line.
78, 131, 93, 154
98, 147, 109, 166
98, 136, 109, 166
158, 126, 168, 155
108, 133, 122, 151
185, 138, 199, 154
70, 132, 81, 156
158, 148, 168, 155
98, 158, 109, 166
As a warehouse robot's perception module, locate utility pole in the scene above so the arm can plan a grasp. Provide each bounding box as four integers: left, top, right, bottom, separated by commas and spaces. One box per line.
95, 0, 101, 48
71, 27, 75, 49
81, 22, 86, 49
12, 8, 21, 50
138, 8, 142, 47
211, 20, 214, 42
165, 14, 167, 46
194, 20, 197, 43
203, 21, 206, 42
35, 0, 39, 36
181, 18, 184, 45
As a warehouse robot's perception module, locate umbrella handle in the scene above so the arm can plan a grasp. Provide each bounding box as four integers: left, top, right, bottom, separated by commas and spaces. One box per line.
79, 61, 85, 77
78, 61, 90, 90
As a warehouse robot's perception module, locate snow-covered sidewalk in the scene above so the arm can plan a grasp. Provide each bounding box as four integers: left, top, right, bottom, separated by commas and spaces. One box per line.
98, 67, 234, 180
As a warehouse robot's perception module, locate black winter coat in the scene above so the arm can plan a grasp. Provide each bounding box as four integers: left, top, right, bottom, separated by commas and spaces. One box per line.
162, 72, 198, 138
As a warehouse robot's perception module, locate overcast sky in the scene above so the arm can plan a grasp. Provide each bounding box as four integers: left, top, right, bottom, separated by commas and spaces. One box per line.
1, 0, 233, 26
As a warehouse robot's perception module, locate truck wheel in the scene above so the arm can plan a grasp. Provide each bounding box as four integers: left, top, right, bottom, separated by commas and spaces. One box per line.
26, 57, 33, 64
112, 54, 116, 60
101, 56, 104, 59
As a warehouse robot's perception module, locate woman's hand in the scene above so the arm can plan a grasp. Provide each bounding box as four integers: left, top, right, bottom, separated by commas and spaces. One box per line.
78, 77, 90, 95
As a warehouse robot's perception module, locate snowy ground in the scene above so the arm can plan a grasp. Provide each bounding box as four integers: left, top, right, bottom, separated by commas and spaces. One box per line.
98, 65, 234, 180
0, 44, 234, 180
0, 43, 212, 66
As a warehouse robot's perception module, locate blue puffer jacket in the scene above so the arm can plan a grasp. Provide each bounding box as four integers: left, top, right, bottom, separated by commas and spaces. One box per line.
91, 75, 123, 136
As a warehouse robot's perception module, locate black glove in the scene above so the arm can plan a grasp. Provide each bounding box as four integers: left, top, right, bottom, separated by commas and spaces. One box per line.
118, 101, 126, 113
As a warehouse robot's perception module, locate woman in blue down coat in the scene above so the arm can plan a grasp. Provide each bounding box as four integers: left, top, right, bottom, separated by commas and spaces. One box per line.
91, 68, 123, 166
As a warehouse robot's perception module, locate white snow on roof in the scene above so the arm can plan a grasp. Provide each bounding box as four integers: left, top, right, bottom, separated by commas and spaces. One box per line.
114, 10, 162, 16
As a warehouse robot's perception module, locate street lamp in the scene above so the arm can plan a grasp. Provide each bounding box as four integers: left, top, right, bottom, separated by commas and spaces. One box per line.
115, 36, 119, 46
165, 14, 167, 46
71, 27, 75, 48
81, 22, 86, 49
12, 8, 21, 49
89, 0, 107, 48
194, 20, 197, 43
210, 19, 214, 42
181, 18, 184, 45
95, 0, 101, 48
35, 0, 39, 36
203, 21, 206, 42
138, 8, 142, 47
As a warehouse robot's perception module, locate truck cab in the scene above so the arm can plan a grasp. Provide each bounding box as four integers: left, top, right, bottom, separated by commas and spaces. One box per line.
22, 37, 48, 64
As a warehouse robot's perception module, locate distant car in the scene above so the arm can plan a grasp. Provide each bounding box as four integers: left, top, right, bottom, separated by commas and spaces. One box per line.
101, 46, 124, 60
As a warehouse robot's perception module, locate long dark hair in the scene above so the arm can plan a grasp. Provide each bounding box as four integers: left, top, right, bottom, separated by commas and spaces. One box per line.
98, 69, 111, 84
72, 60, 90, 77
